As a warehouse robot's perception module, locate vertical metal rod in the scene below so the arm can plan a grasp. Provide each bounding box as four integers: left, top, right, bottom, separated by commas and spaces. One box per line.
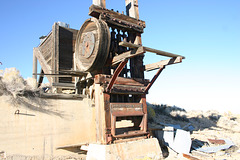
144, 67, 165, 94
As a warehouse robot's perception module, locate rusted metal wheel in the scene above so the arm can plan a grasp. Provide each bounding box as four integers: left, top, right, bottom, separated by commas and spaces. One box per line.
75, 18, 110, 72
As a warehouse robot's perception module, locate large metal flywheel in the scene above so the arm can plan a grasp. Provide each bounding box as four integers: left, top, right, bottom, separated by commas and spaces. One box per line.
75, 18, 110, 72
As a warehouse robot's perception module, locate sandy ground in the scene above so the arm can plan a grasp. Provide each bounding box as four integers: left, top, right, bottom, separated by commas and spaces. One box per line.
148, 104, 240, 160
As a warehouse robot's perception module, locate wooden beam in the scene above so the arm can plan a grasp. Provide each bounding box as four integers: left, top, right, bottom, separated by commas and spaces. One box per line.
92, 0, 106, 8
33, 47, 51, 74
89, 4, 145, 32
52, 22, 59, 85
40, 93, 86, 99
125, 0, 139, 19
144, 56, 183, 71
111, 46, 145, 65
89, 5, 145, 26
33, 73, 78, 77
119, 41, 185, 59
32, 51, 37, 80
52, 82, 75, 89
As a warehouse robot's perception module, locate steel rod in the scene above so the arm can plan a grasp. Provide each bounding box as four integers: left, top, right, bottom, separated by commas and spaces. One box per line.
145, 67, 165, 94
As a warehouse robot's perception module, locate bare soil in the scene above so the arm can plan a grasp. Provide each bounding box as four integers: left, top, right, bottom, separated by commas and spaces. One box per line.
148, 103, 240, 160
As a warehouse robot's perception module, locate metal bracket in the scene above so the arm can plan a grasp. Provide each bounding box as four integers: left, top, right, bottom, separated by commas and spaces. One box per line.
106, 59, 128, 92
144, 66, 165, 94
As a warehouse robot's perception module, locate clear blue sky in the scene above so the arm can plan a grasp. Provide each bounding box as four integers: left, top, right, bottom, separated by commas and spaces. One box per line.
0, 0, 239, 113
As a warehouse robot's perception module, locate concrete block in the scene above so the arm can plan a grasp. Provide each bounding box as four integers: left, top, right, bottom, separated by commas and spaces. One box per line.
86, 138, 162, 160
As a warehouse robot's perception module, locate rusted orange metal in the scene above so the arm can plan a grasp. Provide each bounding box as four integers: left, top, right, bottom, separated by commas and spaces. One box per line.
145, 66, 165, 94
106, 59, 128, 92
208, 139, 226, 145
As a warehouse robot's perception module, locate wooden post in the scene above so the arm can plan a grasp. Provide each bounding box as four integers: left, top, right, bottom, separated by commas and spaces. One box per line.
52, 22, 60, 92
32, 52, 37, 80
125, 0, 139, 19
95, 84, 107, 144
125, 0, 144, 79
93, 0, 106, 8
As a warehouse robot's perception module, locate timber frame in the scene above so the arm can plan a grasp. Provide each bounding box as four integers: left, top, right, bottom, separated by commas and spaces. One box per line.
32, 0, 185, 145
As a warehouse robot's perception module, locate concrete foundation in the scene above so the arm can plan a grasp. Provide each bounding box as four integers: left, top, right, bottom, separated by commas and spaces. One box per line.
0, 95, 96, 158
86, 138, 162, 160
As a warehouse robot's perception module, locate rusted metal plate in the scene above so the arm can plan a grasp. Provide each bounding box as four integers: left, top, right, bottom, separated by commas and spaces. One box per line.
81, 32, 95, 58
94, 74, 148, 86
110, 103, 143, 116
208, 139, 226, 145
111, 84, 145, 94
112, 111, 144, 117
111, 103, 142, 110
144, 67, 165, 94
106, 59, 128, 92
113, 131, 148, 138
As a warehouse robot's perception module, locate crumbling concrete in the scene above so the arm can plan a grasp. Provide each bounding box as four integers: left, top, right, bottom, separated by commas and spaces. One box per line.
86, 138, 162, 160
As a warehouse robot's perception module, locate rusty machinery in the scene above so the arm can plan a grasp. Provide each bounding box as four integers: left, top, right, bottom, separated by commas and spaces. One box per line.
33, 0, 185, 145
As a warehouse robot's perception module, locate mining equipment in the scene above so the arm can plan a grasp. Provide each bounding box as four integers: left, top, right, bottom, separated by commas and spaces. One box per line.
32, 0, 185, 159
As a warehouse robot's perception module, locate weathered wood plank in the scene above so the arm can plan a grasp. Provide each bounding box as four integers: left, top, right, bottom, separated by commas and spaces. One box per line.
119, 41, 185, 59
38, 32, 52, 47
144, 56, 183, 71
32, 51, 37, 80
33, 48, 51, 74
89, 4, 145, 33
52, 22, 59, 84
125, 0, 139, 19
111, 46, 145, 65
89, 4, 145, 26
52, 82, 75, 88
94, 84, 107, 144
102, 17, 144, 33
92, 0, 106, 8
125, 0, 144, 79
40, 93, 86, 99
33, 73, 79, 77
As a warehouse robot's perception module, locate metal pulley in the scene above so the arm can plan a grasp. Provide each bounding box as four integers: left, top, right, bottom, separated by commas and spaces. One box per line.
75, 18, 110, 72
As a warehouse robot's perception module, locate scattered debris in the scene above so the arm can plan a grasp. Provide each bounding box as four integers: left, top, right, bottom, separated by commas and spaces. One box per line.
148, 103, 240, 159
191, 139, 209, 150
172, 129, 192, 154
0, 151, 6, 159
182, 153, 200, 160
208, 139, 226, 145
182, 123, 195, 132
195, 139, 234, 153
